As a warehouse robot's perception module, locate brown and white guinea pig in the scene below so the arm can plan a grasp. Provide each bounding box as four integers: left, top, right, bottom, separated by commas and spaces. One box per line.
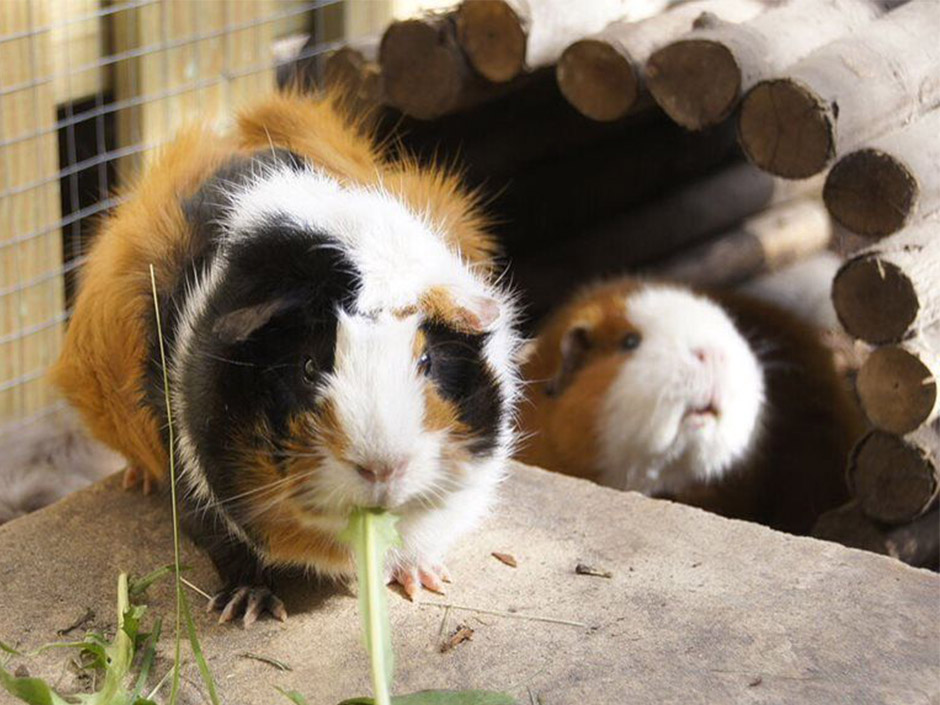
518, 277, 863, 534
51, 94, 522, 625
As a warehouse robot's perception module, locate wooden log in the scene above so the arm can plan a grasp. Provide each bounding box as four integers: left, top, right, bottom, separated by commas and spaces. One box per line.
511, 161, 794, 320
495, 115, 739, 252
374, 67, 583, 178
814, 501, 940, 569
557, 0, 767, 122
523, 0, 671, 69
654, 197, 831, 288
380, 11, 543, 120
455, 0, 530, 83
823, 109, 940, 239
856, 332, 940, 436
380, 13, 472, 120
831, 221, 940, 345
847, 426, 940, 525
646, 0, 887, 131
737, 1, 940, 179
322, 38, 384, 109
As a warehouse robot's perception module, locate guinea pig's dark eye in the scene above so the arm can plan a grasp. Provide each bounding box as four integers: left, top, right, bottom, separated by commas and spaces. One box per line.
621, 332, 642, 351
302, 357, 318, 383
417, 350, 432, 376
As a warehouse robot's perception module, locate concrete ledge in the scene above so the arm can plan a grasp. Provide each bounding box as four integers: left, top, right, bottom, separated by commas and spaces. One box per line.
1, 463, 938, 704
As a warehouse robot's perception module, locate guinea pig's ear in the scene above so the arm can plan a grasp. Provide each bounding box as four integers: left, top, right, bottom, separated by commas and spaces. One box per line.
422, 286, 502, 334
455, 293, 501, 333
212, 298, 292, 343
545, 325, 591, 397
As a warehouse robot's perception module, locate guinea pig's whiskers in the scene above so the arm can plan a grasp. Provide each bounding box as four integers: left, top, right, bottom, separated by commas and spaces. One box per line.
195, 351, 257, 367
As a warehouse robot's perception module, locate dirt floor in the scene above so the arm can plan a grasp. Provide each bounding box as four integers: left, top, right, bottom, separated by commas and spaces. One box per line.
0, 463, 938, 704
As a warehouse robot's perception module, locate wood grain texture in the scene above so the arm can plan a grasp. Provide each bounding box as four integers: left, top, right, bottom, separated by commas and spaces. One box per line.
824, 109, 940, 238
647, 0, 884, 130
738, 2, 940, 178
832, 221, 940, 345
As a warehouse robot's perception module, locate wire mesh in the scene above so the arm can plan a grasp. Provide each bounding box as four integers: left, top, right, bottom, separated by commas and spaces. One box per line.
0, 0, 343, 437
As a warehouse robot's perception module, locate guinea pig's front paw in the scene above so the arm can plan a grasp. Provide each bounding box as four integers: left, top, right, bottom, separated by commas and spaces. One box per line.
388, 562, 451, 601
207, 585, 287, 627
121, 464, 155, 495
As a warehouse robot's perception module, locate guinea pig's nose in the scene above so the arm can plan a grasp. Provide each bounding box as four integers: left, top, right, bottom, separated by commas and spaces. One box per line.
692, 347, 725, 365
356, 462, 400, 483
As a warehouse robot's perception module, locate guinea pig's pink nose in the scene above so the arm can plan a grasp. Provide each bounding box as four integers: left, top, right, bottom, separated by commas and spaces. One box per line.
356, 461, 402, 483
693, 347, 725, 365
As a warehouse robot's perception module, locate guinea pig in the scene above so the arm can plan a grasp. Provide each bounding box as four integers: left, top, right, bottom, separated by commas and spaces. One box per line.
518, 277, 863, 534
51, 93, 522, 625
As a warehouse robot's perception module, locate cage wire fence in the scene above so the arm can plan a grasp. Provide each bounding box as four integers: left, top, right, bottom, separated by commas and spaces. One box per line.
0, 0, 357, 439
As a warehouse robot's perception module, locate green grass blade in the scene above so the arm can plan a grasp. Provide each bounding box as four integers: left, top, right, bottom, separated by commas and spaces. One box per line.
129, 564, 188, 599
127, 617, 162, 705
340, 508, 401, 705
275, 686, 310, 704
149, 264, 183, 705
180, 587, 220, 705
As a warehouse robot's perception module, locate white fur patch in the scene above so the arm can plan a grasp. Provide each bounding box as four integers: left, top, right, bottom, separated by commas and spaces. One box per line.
222, 164, 493, 317
597, 285, 765, 495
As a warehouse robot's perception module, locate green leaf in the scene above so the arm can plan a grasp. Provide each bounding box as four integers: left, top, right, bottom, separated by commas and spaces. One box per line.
0, 666, 70, 705
128, 617, 162, 705
338, 691, 517, 705
339, 508, 401, 705
128, 565, 185, 599
275, 686, 310, 704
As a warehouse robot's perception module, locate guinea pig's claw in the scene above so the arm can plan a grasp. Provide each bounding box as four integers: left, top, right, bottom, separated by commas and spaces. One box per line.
389, 564, 450, 601
122, 465, 154, 495
209, 585, 287, 627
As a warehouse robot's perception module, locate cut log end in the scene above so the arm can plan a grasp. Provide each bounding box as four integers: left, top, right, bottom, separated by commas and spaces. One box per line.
456, 0, 527, 83
857, 346, 937, 436
824, 149, 918, 238
646, 40, 741, 131
557, 39, 638, 122
849, 431, 939, 525
738, 79, 834, 179
832, 256, 918, 345
380, 18, 465, 120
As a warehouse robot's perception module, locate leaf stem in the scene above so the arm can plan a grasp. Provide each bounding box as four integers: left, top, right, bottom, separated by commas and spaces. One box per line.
365, 512, 392, 705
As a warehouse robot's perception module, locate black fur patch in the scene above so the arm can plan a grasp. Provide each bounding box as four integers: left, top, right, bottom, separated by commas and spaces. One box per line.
182, 217, 359, 530
144, 148, 357, 564
144, 148, 309, 431
422, 322, 502, 455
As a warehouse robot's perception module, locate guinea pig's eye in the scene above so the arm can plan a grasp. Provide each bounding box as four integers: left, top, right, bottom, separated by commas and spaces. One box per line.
302, 357, 318, 383
621, 332, 642, 351
417, 350, 432, 377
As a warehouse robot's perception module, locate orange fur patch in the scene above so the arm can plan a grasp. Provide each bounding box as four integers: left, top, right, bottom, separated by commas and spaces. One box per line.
518, 278, 646, 481
313, 400, 348, 459
423, 386, 466, 435
419, 286, 489, 334
234, 429, 353, 574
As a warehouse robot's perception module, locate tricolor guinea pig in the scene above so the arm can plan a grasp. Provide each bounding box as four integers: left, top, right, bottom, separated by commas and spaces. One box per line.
52, 94, 521, 625
518, 277, 861, 533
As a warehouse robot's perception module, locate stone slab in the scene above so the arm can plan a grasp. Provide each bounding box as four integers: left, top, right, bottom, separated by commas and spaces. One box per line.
0, 463, 937, 704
